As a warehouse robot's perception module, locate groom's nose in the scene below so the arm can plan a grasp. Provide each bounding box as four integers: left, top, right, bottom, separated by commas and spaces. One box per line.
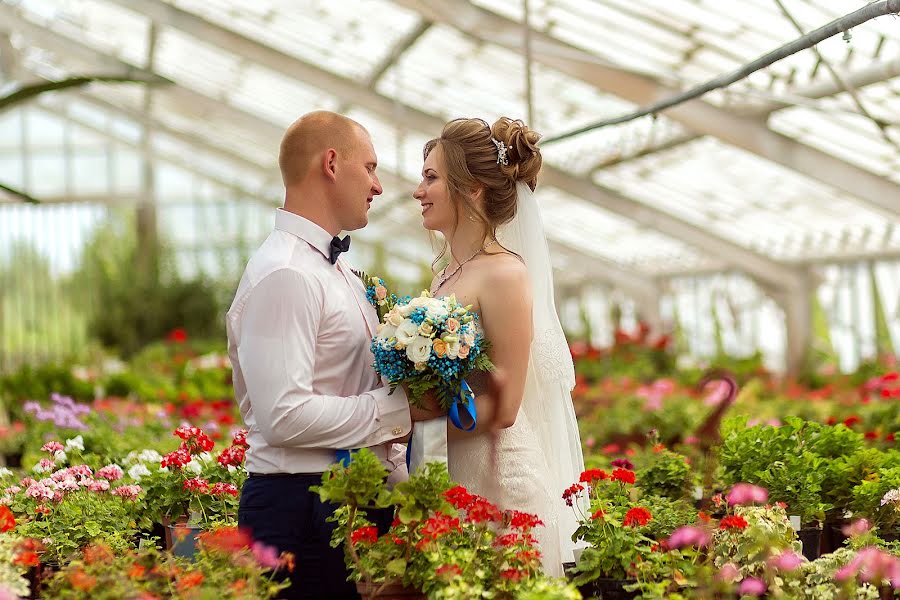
371, 174, 383, 196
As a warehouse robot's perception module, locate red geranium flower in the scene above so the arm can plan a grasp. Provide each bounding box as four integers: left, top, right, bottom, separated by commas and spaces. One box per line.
844, 415, 862, 428
623, 507, 652, 527
579, 468, 608, 483
611, 468, 636, 485
0, 506, 15, 532
350, 526, 379, 545
167, 328, 188, 343
719, 515, 749, 530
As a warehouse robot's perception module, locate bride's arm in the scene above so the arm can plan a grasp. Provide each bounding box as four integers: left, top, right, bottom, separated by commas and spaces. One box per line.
449, 262, 532, 435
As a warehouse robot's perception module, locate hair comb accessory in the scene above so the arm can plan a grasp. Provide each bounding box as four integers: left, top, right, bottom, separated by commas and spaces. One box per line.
490, 137, 509, 166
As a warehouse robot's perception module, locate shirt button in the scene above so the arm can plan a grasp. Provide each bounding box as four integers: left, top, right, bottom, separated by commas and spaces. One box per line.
391, 427, 402, 435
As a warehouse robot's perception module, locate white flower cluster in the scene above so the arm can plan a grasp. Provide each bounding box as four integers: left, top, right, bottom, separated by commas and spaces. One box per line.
375, 293, 477, 368
880, 488, 900, 506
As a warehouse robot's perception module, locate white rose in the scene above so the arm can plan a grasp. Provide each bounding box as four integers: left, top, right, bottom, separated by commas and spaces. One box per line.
425, 303, 449, 321
418, 322, 435, 337
397, 303, 414, 317
65, 435, 85, 452
386, 308, 404, 327
445, 337, 461, 359
405, 336, 433, 364
395, 319, 419, 345
408, 296, 430, 309
377, 323, 397, 341
128, 464, 152, 481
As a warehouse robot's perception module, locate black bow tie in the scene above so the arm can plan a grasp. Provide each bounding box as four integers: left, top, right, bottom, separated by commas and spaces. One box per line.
329, 235, 351, 264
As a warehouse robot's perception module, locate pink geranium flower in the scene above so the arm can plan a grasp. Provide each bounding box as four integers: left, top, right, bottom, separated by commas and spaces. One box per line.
769, 550, 804, 571
716, 563, 740, 582
842, 518, 872, 537
835, 547, 900, 587
726, 483, 768, 506
667, 526, 711, 549
739, 577, 767, 596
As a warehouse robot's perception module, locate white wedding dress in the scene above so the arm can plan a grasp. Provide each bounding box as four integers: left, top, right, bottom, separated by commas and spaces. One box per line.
447, 181, 585, 578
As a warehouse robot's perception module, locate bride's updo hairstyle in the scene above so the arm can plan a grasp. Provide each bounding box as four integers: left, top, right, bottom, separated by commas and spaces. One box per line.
424, 117, 542, 244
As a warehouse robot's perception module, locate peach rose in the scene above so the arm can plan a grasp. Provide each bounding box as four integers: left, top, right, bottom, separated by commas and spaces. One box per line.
445, 317, 460, 333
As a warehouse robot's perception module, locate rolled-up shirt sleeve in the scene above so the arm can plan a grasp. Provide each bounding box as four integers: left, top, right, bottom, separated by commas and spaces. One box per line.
238, 268, 411, 449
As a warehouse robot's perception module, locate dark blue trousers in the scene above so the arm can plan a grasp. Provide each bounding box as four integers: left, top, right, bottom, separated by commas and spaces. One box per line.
238, 473, 393, 600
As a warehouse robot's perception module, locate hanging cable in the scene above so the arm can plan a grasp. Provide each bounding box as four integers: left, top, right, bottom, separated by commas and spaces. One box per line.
541, 0, 900, 145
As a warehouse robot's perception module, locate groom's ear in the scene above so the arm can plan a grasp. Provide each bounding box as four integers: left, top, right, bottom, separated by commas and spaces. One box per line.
322, 148, 339, 183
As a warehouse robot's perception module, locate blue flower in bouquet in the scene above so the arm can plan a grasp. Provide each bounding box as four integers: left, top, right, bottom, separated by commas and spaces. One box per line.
370, 291, 493, 408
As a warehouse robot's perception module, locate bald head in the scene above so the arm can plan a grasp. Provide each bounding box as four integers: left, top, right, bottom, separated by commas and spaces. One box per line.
279, 111, 367, 187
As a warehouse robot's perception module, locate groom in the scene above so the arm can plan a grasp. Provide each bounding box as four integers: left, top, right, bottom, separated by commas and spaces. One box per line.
227, 111, 438, 599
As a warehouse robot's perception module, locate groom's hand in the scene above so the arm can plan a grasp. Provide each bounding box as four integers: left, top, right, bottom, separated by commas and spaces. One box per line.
408, 389, 446, 422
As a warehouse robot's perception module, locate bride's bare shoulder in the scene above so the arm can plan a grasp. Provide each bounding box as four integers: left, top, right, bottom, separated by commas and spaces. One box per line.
477, 252, 529, 291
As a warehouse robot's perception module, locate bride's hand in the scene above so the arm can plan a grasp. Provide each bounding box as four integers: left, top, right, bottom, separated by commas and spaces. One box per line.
407, 388, 447, 422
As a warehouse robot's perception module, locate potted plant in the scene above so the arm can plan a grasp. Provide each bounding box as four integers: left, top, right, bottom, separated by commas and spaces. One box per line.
43, 528, 290, 598
564, 467, 656, 599
720, 417, 831, 558
137, 426, 247, 555
5, 449, 145, 567
850, 465, 900, 540
315, 448, 579, 599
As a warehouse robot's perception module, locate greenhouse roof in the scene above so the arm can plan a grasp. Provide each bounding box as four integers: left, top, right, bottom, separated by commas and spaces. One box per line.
1, 0, 899, 292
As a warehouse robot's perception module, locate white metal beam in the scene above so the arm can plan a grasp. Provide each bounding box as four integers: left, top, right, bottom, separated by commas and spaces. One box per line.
64, 0, 807, 290
395, 0, 900, 219
2, 2, 808, 292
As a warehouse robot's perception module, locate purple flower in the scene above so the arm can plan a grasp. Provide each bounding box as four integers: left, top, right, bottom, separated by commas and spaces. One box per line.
252, 541, 281, 569
739, 577, 767, 596
769, 550, 804, 571
667, 526, 711, 549
726, 483, 768, 506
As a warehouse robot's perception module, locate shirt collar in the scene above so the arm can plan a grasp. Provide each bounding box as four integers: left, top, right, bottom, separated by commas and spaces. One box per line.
274, 208, 334, 262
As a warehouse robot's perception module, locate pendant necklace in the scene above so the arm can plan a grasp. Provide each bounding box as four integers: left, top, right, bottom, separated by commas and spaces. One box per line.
435, 240, 497, 290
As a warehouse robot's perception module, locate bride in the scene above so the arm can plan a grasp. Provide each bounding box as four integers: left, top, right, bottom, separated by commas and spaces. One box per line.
411, 116, 585, 576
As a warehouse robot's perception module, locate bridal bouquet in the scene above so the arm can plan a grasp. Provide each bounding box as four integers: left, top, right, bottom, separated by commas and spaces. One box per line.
369, 289, 493, 409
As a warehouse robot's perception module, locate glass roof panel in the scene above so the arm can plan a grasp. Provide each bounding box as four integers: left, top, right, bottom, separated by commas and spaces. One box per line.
168, 0, 422, 81
5, 0, 899, 287
537, 186, 716, 274
594, 137, 899, 262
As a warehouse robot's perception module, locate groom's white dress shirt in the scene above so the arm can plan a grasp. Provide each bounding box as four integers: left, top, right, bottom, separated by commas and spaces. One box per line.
226, 209, 411, 474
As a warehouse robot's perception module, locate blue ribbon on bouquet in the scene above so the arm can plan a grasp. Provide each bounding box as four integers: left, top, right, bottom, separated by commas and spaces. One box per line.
449, 379, 477, 432
406, 379, 478, 468
336, 448, 357, 467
